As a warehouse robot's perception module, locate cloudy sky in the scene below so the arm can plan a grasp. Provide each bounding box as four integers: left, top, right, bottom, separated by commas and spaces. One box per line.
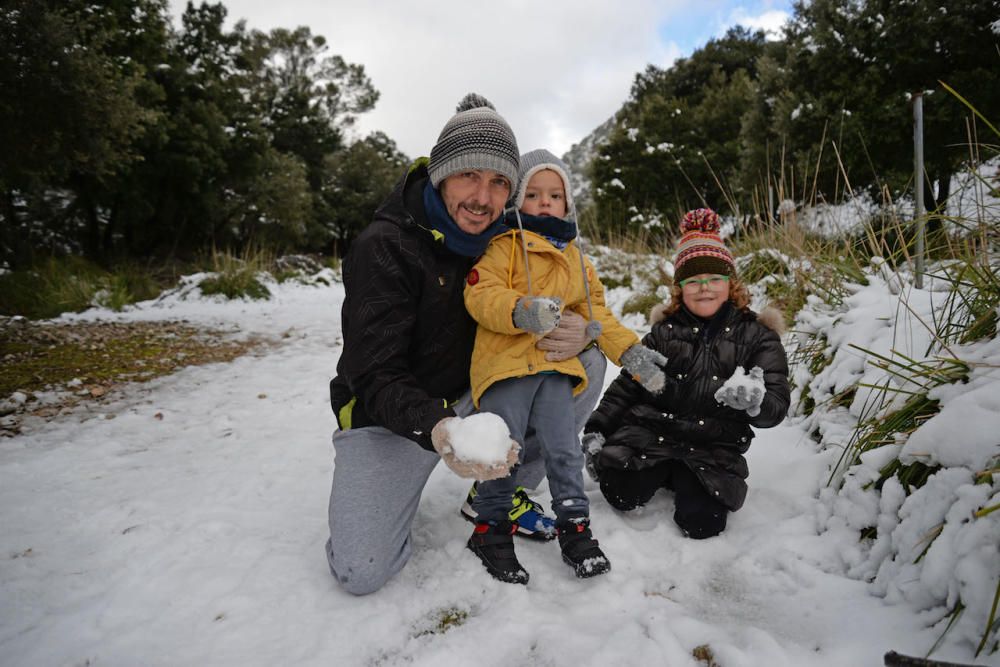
167, 1, 791, 160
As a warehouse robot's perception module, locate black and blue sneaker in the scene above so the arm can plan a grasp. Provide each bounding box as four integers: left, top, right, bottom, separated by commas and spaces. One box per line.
460, 484, 556, 541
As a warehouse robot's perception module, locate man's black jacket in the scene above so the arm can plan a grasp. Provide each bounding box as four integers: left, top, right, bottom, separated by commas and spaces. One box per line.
329, 161, 477, 450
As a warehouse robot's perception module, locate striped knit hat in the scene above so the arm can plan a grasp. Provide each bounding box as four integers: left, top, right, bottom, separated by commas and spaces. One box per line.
673, 208, 735, 282
428, 93, 520, 190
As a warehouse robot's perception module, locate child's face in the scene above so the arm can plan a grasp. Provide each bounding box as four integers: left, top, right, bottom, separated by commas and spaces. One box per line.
679, 273, 730, 318
520, 169, 567, 218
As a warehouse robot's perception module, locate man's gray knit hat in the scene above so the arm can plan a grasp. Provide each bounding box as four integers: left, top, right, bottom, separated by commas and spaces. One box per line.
428, 93, 520, 189
514, 148, 574, 215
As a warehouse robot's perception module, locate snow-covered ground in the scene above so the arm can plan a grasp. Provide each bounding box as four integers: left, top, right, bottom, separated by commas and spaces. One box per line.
0, 273, 996, 666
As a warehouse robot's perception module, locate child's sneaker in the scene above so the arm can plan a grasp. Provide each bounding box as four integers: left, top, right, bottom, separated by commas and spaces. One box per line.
460, 484, 556, 541
467, 520, 529, 585
557, 517, 611, 578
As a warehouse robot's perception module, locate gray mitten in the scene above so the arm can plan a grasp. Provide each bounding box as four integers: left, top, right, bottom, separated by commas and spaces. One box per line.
513, 296, 562, 335
714, 366, 765, 417
619, 344, 668, 394
581, 432, 605, 482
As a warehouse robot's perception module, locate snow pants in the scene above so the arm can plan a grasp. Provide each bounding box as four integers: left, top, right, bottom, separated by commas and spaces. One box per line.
473, 373, 587, 524
325, 346, 606, 595
599, 460, 729, 539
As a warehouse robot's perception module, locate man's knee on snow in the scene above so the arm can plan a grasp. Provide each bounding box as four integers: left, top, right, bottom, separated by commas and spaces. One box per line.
326, 538, 397, 596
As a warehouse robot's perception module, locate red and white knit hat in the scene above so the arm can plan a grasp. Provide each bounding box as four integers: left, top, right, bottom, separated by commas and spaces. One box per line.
673, 208, 735, 282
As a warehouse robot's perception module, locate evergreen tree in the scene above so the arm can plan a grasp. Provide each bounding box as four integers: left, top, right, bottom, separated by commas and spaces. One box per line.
0, 0, 167, 265
781, 0, 1000, 208
319, 131, 408, 255
592, 27, 767, 237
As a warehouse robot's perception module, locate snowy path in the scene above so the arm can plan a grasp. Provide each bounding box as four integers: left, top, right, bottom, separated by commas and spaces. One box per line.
0, 281, 946, 666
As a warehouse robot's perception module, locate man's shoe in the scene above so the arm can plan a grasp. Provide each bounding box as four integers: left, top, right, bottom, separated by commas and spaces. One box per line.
557, 517, 611, 578
460, 484, 556, 541
467, 520, 529, 585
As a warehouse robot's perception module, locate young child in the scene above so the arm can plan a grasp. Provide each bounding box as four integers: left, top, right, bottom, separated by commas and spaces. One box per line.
582, 208, 790, 539
462, 149, 668, 583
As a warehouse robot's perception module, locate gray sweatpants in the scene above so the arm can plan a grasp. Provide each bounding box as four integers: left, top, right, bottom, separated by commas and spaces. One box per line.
474, 373, 587, 523
325, 346, 606, 595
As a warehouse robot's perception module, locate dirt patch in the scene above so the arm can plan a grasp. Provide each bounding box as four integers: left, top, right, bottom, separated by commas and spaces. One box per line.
1, 317, 268, 436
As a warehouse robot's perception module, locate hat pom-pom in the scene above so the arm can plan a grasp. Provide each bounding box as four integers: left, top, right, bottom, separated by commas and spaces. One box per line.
680, 208, 720, 234
456, 93, 495, 113
585, 320, 603, 340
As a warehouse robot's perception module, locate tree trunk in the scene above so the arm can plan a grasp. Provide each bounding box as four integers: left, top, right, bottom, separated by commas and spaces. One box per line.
1, 188, 23, 268
82, 191, 101, 261
925, 168, 951, 238
102, 198, 119, 264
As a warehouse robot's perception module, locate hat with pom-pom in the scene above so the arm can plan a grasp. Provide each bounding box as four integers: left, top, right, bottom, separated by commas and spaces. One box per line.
673, 208, 735, 282
428, 93, 519, 189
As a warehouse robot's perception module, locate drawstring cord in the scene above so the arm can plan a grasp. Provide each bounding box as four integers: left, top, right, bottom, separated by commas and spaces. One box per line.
510, 207, 535, 297
569, 199, 596, 323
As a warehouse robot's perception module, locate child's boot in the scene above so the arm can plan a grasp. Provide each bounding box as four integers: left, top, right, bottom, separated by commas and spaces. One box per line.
467, 520, 529, 585
557, 517, 611, 578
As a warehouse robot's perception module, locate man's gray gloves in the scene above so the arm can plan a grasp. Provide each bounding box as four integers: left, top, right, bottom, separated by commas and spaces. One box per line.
714, 366, 766, 417
620, 344, 668, 394
581, 431, 605, 482
430, 416, 519, 480
513, 296, 562, 335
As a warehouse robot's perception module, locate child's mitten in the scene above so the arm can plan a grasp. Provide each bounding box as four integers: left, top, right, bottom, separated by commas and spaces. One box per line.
714, 366, 765, 416
620, 344, 668, 394
581, 431, 605, 481
513, 296, 562, 335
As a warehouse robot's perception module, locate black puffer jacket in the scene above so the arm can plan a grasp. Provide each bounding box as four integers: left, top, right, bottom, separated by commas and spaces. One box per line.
585, 302, 790, 510
329, 160, 477, 450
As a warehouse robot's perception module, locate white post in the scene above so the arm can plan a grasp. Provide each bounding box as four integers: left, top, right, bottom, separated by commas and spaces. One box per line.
913, 91, 926, 289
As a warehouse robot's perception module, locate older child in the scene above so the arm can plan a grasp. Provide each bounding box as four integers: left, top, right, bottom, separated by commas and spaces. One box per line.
583, 208, 790, 539
462, 149, 667, 583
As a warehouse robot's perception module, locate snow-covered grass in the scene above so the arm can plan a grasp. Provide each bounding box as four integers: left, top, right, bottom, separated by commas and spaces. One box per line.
1, 242, 997, 665
788, 256, 1000, 661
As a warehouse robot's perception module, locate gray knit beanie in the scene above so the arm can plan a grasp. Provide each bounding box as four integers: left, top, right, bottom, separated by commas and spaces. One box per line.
513, 148, 575, 215
428, 93, 520, 189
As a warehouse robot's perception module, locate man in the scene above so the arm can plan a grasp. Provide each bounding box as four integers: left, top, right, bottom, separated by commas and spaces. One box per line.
326, 93, 606, 594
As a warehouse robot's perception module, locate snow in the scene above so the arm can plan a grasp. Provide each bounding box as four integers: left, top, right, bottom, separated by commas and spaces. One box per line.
446, 413, 512, 465
1, 261, 997, 666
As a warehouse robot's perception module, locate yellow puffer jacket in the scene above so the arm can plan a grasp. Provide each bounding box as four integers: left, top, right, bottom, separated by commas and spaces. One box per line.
464, 228, 640, 406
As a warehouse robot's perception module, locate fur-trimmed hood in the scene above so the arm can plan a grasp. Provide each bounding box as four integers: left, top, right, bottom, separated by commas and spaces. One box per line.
649, 302, 786, 336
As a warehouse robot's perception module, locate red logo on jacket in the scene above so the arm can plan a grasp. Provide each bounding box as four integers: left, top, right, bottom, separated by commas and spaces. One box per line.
466, 269, 480, 286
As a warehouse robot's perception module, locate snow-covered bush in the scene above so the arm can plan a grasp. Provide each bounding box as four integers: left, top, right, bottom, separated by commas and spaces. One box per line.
789, 255, 1000, 659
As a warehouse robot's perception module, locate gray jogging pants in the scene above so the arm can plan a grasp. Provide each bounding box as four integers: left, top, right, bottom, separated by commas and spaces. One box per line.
325, 346, 607, 595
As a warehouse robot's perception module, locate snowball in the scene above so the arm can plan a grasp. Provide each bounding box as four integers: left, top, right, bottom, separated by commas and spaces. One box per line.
446, 413, 513, 465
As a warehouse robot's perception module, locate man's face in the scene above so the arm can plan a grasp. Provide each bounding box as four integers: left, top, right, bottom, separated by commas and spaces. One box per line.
439, 170, 512, 235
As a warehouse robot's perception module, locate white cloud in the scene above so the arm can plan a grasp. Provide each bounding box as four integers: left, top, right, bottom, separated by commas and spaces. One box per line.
724, 7, 791, 39
166, 2, 792, 159
169, 0, 685, 159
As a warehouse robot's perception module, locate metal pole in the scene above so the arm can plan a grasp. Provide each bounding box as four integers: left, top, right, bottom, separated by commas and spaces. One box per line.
913, 92, 926, 288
